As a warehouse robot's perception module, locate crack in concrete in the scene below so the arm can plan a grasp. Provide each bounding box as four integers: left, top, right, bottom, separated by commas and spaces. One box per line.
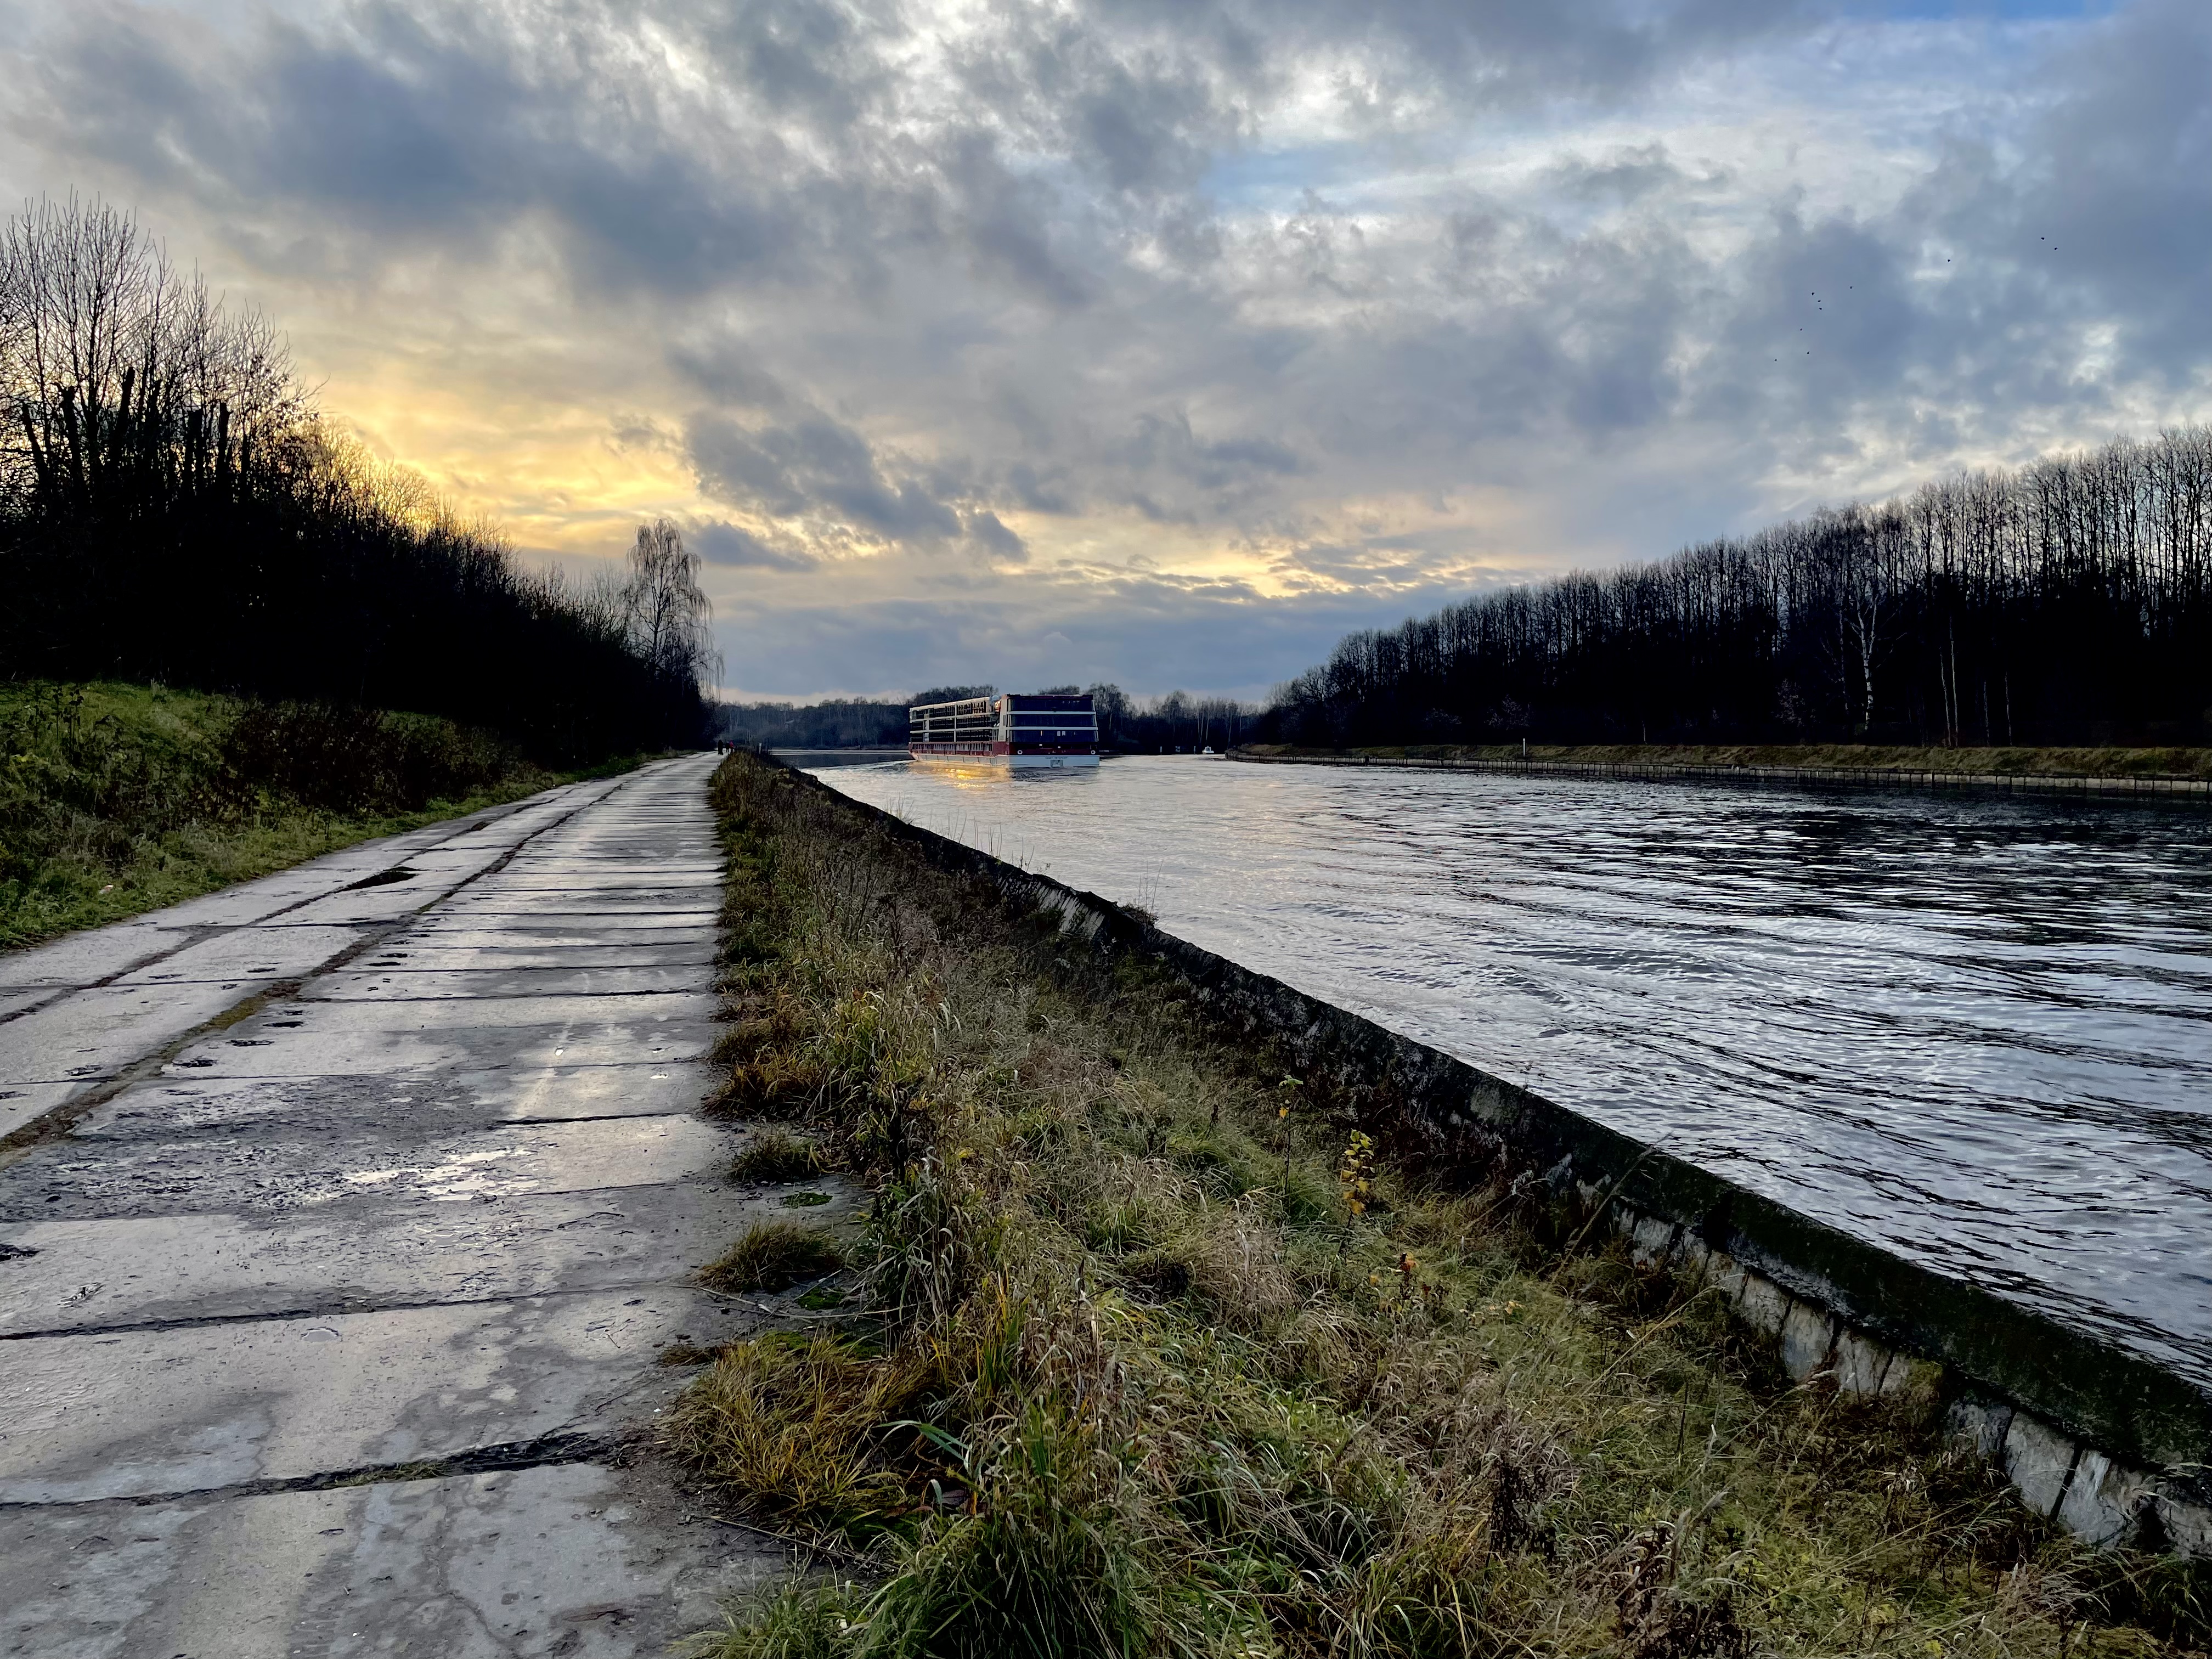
0, 1274, 715, 1342
299, 985, 720, 1004
0, 1430, 618, 1512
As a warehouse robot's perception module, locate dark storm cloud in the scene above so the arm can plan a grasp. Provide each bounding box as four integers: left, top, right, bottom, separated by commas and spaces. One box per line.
13, 0, 2209, 696
25, 0, 879, 294
964, 509, 1030, 562
692, 517, 819, 570
22, 0, 1805, 301
686, 410, 966, 541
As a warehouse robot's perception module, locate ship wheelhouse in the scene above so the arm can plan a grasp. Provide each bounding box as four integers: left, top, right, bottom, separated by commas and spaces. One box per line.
908, 692, 1101, 769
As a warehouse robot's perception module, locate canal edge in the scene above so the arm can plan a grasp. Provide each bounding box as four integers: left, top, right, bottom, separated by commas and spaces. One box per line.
775, 753, 2212, 1562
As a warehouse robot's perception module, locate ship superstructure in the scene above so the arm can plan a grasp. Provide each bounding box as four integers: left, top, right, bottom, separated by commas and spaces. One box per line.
909, 692, 1100, 768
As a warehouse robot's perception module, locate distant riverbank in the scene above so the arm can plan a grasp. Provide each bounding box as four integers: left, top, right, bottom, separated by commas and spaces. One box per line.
1233, 741, 2212, 798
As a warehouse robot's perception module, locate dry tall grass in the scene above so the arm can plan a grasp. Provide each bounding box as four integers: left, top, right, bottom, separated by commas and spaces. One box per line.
669, 753, 2207, 1659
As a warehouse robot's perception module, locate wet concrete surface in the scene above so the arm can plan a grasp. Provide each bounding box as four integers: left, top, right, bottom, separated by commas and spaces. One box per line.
0, 754, 838, 1655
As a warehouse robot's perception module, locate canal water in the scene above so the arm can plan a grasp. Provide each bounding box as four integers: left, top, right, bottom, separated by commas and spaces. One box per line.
807, 753, 2212, 1384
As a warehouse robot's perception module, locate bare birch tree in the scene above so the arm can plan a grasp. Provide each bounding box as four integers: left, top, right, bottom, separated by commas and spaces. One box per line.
622, 518, 720, 691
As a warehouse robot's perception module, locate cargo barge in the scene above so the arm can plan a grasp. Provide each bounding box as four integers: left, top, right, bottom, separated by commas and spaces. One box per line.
909, 692, 1099, 768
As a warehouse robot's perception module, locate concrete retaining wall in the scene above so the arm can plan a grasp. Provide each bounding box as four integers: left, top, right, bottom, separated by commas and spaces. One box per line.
780, 760, 2212, 1560
1228, 747, 2212, 803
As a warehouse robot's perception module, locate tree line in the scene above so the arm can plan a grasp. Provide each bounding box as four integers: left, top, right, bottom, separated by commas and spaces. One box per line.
1, 194, 715, 762
1259, 427, 2212, 751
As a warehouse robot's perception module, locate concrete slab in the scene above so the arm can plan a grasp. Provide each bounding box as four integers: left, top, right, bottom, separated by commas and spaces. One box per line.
1831, 1328, 1893, 1395
1778, 1301, 1837, 1380
0, 988, 55, 1022
0, 1285, 755, 1504
2056, 1449, 2155, 1547
111, 926, 368, 988
0, 1080, 80, 1138
4, 1112, 741, 1220
0, 1170, 847, 1335
1944, 1397, 2014, 1462
2003, 1411, 2080, 1517
445, 908, 725, 929
0, 921, 178, 990
160, 1018, 714, 1080
105, 850, 465, 931
75, 1060, 720, 1137
266, 881, 469, 928
0, 755, 784, 1652
158, 1026, 716, 1092
1734, 1272, 1792, 1336
0, 1460, 779, 1659
395, 922, 718, 949
333, 942, 716, 973
218, 990, 723, 1035
309, 963, 718, 1000
1, 980, 261, 1088
480, 870, 726, 888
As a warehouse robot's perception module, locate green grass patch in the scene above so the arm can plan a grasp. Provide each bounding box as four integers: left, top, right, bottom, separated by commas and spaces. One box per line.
672, 752, 2205, 1659
0, 680, 661, 951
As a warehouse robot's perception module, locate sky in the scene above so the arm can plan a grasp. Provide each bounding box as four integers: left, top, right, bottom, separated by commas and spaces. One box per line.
3, 0, 2206, 701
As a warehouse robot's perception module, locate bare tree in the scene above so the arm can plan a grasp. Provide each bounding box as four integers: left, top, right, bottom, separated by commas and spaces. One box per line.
0, 191, 303, 511
623, 518, 720, 691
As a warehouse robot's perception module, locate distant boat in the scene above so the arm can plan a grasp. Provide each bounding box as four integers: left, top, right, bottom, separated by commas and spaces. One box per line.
909, 693, 1101, 769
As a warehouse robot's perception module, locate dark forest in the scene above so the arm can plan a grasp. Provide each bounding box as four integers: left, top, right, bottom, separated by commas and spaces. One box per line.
1260, 427, 2212, 749
1, 196, 713, 762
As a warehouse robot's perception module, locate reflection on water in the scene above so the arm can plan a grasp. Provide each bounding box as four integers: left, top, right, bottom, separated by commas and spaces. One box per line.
768, 748, 908, 769
815, 754, 2212, 1382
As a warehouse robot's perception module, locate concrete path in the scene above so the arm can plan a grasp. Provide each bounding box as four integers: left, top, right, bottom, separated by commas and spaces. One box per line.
0, 755, 819, 1656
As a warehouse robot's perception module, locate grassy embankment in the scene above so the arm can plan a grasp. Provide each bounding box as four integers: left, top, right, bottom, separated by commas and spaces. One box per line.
0, 681, 644, 951
665, 751, 2204, 1658
1236, 743, 2212, 779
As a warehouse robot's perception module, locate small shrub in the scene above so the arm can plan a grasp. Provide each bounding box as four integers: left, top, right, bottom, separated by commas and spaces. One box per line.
865, 1403, 1197, 1659
679, 1579, 864, 1659
729, 1130, 823, 1183
711, 1054, 828, 1120
701, 1222, 845, 1294
662, 1334, 930, 1532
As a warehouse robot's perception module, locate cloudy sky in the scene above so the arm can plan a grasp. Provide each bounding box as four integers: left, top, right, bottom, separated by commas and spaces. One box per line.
5, 0, 2207, 699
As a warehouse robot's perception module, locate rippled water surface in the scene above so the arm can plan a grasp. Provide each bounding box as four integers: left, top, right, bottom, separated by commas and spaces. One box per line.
812, 754, 2212, 1381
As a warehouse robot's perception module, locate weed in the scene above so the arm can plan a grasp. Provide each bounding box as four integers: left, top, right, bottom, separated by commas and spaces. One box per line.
702, 1223, 847, 1294
663, 1335, 934, 1533
731, 1130, 825, 1184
